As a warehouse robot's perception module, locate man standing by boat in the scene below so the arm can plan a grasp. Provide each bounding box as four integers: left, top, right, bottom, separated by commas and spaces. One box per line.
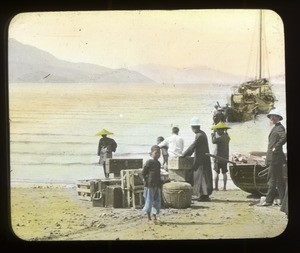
182, 117, 213, 201
260, 109, 287, 207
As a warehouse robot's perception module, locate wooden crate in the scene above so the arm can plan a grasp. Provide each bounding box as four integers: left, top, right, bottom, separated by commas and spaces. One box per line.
76, 179, 99, 201
168, 169, 193, 183
122, 186, 144, 209
105, 185, 123, 208
168, 157, 194, 170
98, 178, 122, 192
106, 158, 143, 176
120, 169, 145, 208
120, 169, 144, 189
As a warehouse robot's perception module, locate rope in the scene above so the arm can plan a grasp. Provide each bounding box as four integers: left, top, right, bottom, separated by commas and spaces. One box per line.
257, 167, 269, 177
253, 165, 267, 195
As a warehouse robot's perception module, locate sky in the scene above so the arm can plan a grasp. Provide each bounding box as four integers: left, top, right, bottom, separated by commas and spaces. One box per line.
8, 9, 285, 78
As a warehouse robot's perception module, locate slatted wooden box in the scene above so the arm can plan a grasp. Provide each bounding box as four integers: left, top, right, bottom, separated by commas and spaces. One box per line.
106, 158, 143, 177
122, 186, 145, 209
120, 169, 145, 208
76, 179, 99, 201
168, 157, 194, 170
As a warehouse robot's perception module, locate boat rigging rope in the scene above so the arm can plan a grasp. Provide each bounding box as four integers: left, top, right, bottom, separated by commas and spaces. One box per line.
253, 164, 267, 195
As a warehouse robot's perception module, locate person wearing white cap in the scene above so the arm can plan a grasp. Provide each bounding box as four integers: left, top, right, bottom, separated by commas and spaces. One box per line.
259, 109, 287, 207
182, 117, 213, 201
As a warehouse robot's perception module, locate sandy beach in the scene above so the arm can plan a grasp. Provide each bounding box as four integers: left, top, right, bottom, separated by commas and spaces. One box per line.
10, 183, 288, 241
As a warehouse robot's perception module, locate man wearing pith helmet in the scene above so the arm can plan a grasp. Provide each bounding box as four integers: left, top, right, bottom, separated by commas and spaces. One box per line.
182, 117, 213, 201
259, 108, 287, 207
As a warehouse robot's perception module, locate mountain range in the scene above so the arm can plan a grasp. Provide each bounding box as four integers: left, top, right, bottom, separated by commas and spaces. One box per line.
8, 39, 155, 83
9, 38, 283, 85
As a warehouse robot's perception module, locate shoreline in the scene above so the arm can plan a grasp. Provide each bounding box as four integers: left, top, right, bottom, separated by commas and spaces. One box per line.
10, 175, 239, 190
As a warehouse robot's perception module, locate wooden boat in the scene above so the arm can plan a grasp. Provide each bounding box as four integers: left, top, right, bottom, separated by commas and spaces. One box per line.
229, 163, 268, 196
225, 92, 258, 122
229, 152, 269, 196
216, 10, 276, 123
229, 151, 287, 196
235, 78, 276, 114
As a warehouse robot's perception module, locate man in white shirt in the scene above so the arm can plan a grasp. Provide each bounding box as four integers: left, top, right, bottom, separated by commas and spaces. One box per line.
158, 127, 184, 157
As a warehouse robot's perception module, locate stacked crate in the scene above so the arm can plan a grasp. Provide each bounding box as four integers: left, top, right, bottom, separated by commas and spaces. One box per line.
92, 178, 122, 207
106, 158, 143, 177
77, 158, 144, 209
168, 157, 194, 182
120, 168, 145, 209
105, 158, 144, 208
76, 179, 99, 201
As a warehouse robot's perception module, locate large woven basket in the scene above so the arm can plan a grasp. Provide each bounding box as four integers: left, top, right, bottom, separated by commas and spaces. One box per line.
162, 181, 192, 209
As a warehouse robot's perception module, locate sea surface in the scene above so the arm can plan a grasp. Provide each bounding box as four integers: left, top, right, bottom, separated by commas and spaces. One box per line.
9, 82, 287, 187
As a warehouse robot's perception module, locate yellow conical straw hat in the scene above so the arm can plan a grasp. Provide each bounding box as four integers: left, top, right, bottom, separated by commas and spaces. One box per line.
96, 129, 114, 136
211, 122, 231, 130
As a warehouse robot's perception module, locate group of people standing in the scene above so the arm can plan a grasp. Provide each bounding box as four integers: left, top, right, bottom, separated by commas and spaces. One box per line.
142, 108, 287, 223
142, 116, 232, 223
96, 107, 287, 223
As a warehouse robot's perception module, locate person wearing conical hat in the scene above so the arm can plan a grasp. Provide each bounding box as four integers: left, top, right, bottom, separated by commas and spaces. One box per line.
182, 117, 213, 202
97, 129, 117, 178
259, 109, 287, 207
211, 122, 231, 191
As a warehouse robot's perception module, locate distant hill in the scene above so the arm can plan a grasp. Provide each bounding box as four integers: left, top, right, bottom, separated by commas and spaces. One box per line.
9, 39, 283, 85
8, 39, 155, 83
132, 64, 245, 85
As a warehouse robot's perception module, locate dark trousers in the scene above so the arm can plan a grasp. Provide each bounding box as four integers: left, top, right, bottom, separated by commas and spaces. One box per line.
280, 180, 288, 215
265, 162, 286, 204
103, 163, 109, 178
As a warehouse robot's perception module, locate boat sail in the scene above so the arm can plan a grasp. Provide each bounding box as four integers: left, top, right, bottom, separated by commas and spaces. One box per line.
219, 10, 277, 123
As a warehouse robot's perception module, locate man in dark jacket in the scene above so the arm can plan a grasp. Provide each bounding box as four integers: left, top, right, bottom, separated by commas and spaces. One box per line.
260, 109, 287, 206
97, 129, 117, 178
182, 117, 213, 201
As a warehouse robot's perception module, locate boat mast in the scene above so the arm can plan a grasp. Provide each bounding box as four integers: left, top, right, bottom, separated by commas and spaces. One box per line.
259, 9, 262, 80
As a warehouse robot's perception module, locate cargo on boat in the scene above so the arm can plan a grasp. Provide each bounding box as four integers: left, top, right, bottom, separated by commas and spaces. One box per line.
229, 151, 287, 196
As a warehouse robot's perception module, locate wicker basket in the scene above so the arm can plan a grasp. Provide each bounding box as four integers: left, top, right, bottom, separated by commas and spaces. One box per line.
162, 181, 192, 209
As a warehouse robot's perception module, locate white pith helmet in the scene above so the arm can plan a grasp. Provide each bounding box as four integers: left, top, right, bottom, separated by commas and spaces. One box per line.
267, 108, 283, 121
190, 117, 201, 126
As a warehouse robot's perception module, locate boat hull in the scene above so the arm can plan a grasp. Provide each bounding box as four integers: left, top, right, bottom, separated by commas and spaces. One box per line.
256, 96, 274, 114
226, 107, 254, 122
229, 164, 268, 196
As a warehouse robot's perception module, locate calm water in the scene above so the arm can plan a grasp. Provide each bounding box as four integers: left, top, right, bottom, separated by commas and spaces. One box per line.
9, 82, 287, 186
